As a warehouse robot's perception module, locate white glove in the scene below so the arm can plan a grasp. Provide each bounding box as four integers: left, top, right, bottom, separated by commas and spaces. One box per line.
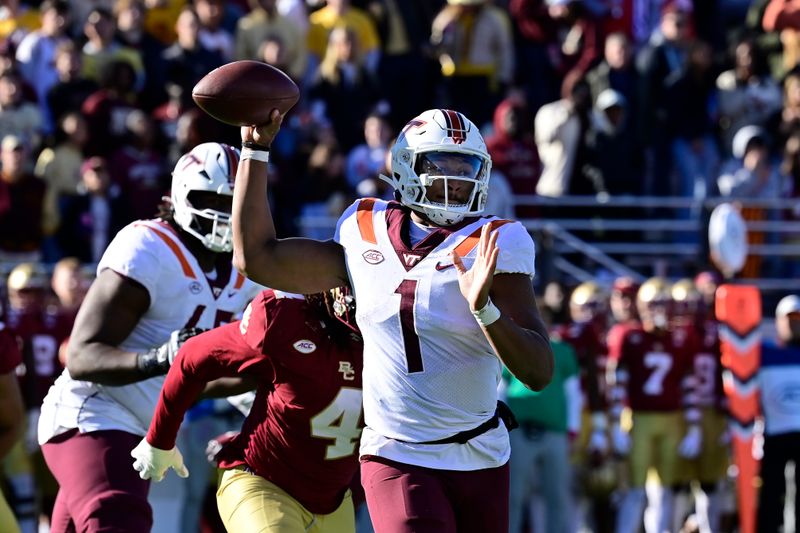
588, 429, 609, 455
131, 438, 189, 482
678, 425, 703, 459
611, 424, 630, 455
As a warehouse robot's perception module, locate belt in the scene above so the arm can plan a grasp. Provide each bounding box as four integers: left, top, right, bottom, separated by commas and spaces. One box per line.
397, 401, 519, 445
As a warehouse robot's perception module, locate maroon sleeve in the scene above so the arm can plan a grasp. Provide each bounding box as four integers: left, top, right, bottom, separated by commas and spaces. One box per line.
146, 321, 273, 449
0, 325, 21, 374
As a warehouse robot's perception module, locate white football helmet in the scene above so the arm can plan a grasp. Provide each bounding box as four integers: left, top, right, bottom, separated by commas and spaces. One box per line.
171, 142, 239, 252
380, 109, 492, 226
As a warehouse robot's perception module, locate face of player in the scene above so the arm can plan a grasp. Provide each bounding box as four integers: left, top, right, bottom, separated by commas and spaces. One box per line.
9, 288, 46, 313
610, 290, 635, 322
637, 299, 670, 332
416, 152, 481, 207
186, 190, 233, 241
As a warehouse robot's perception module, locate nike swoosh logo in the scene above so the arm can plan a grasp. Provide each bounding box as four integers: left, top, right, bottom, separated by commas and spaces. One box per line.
435, 262, 454, 271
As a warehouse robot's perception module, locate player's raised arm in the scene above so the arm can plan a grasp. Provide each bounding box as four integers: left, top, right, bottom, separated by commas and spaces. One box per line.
233, 110, 348, 293
452, 223, 554, 391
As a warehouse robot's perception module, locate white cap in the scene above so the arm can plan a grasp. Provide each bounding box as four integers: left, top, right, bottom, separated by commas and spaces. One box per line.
776, 295, 800, 318
596, 88, 626, 110
731, 125, 766, 159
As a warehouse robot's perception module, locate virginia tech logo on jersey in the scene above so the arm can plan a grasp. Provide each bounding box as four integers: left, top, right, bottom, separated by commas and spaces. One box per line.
293, 339, 317, 354
362, 250, 384, 265
402, 253, 422, 267
338, 362, 355, 381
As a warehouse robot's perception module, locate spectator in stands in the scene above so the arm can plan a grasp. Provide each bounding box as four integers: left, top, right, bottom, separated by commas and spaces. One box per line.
757, 294, 800, 533
108, 110, 167, 223
636, 0, 693, 198
584, 88, 639, 196
508, 0, 562, 111
485, 94, 541, 218
586, 32, 639, 130
666, 39, 720, 234
535, 77, 592, 198
298, 138, 351, 239
430, 0, 515, 128
717, 125, 783, 199
0, 135, 57, 262
14, 0, 71, 134
195, 0, 234, 62
81, 59, 141, 157
0, 69, 41, 151
345, 109, 393, 193
307, 0, 381, 77
369, 0, 441, 132
779, 69, 800, 142
81, 7, 145, 91
545, 0, 603, 103
114, 0, 167, 111
162, 6, 224, 105
504, 338, 580, 533
57, 156, 129, 264
716, 35, 782, 156
256, 34, 293, 81
50, 257, 91, 320
762, 0, 800, 75
235, 0, 307, 82
46, 41, 99, 131
308, 26, 380, 152
35, 112, 88, 201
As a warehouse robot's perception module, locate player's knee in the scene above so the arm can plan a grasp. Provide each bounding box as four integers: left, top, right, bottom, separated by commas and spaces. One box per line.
79, 490, 152, 532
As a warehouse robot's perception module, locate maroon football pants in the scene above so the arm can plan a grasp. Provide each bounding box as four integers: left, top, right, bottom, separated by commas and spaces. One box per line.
360, 456, 509, 533
42, 429, 152, 533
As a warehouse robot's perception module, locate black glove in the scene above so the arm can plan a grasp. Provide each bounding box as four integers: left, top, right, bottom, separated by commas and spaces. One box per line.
137, 327, 205, 378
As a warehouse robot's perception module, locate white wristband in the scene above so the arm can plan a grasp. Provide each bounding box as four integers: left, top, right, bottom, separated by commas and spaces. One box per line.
241, 147, 270, 163
471, 298, 501, 327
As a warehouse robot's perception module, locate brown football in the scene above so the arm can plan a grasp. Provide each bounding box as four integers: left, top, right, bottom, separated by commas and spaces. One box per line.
192, 61, 300, 126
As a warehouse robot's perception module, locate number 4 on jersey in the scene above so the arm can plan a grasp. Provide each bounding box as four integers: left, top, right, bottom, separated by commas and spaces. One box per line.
310, 388, 363, 460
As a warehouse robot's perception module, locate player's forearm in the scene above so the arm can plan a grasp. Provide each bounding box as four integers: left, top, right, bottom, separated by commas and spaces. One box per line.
146, 366, 208, 450
66, 343, 147, 385
485, 319, 554, 391
232, 157, 278, 285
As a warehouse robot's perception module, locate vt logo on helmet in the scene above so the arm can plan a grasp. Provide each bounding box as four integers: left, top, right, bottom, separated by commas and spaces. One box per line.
171, 142, 239, 252
380, 109, 492, 226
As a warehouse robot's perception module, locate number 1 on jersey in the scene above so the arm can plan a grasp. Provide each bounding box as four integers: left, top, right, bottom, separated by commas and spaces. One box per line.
396, 279, 423, 373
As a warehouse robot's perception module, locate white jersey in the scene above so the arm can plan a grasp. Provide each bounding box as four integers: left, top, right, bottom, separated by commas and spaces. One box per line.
39, 220, 261, 444
335, 199, 536, 470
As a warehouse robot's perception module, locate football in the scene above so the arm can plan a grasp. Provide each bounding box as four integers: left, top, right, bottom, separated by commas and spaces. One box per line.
192, 60, 300, 126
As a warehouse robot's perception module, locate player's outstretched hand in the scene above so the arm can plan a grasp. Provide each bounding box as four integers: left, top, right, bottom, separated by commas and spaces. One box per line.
451, 223, 499, 312
131, 438, 189, 482
241, 108, 283, 149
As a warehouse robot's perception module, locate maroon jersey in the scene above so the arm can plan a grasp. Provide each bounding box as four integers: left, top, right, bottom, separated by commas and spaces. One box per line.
552, 320, 606, 410
7, 308, 73, 407
148, 290, 364, 515
0, 323, 22, 374
608, 325, 698, 412
692, 318, 725, 410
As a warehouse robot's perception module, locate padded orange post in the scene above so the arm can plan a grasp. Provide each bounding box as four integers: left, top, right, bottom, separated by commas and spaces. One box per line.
716, 284, 761, 533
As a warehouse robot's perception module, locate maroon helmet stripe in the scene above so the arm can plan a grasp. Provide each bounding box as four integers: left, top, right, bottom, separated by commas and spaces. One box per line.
443, 109, 466, 144
224, 144, 238, 180
440, 108, 453, 136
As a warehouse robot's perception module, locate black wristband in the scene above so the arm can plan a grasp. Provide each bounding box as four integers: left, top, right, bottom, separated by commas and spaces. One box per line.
242, 141, 270, 152
136, 349, 169, 378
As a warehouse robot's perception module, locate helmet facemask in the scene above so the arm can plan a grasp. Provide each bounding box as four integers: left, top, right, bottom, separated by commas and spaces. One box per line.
176, 190, 233, 253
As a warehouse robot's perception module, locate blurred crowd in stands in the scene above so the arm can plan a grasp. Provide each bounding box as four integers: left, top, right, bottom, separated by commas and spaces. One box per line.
2, 0, 800, 532
0, 0, 799, 270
